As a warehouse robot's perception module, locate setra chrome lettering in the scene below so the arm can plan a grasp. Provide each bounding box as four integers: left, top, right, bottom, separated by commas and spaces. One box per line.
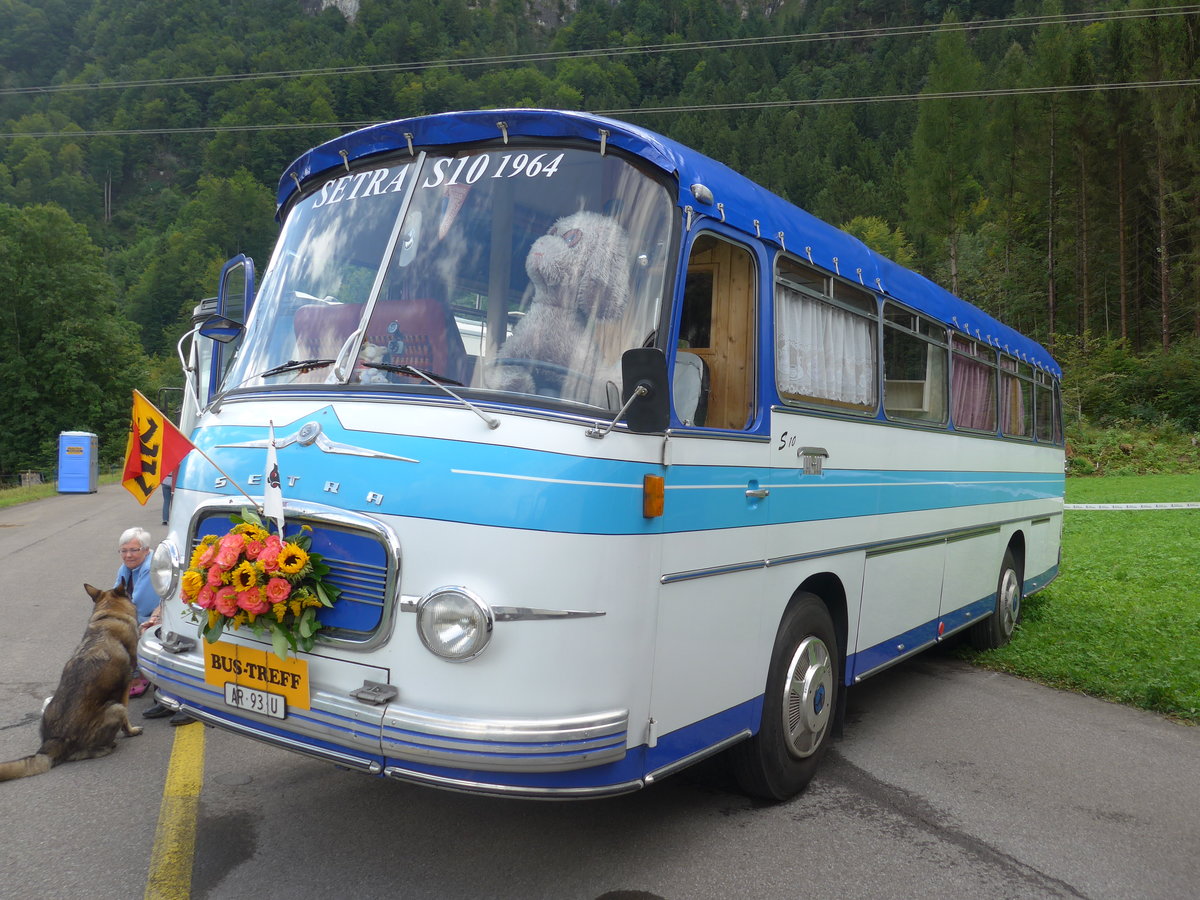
211, 473, 381, 504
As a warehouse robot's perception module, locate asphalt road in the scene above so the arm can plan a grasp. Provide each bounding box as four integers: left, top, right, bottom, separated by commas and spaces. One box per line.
0, 485, 1197, 899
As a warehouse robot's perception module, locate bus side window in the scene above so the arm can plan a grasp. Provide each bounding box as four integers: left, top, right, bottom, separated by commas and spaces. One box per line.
680, 234, 756, 430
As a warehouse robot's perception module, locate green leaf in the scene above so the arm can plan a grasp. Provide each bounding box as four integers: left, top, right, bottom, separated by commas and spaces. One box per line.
270, 624, 291, 660
242, 507, 264, 528
205, 618, 225, 644
315, 582, 334, 607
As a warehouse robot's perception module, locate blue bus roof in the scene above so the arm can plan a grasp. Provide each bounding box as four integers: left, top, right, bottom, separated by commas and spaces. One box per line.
278, 109, 1060, 378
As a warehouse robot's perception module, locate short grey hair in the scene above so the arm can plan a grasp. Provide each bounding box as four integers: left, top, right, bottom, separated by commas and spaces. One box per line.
118, 527, 152, 550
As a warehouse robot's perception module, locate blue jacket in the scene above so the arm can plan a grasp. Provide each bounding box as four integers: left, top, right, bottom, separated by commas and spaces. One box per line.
115, 555, 157, 625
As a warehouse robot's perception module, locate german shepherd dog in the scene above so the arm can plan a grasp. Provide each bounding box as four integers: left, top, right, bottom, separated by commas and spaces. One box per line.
0, 581, 143, 782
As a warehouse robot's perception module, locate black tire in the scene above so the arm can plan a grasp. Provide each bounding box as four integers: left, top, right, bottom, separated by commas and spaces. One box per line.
730, 593, 839, 801
970, 548, 1022, 650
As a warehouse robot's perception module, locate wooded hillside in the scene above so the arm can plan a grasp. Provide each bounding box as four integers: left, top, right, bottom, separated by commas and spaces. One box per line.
1, 0, 1197, 474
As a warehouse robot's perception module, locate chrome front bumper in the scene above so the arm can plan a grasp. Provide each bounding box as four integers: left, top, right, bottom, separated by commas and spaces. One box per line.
139, 629, 630, 787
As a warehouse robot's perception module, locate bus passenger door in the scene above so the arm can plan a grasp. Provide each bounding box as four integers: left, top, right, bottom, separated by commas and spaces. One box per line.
649, 231, 769, 761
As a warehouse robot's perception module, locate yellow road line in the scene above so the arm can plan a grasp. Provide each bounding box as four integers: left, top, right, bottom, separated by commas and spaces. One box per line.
145, 722, 205, 900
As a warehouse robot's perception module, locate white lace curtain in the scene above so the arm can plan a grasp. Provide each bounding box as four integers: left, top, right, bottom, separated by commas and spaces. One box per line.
775, 285, 877, 407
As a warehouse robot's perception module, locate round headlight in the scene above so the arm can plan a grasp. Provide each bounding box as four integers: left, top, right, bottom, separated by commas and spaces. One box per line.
416, 587, 493, 661
150, 540, 181, 600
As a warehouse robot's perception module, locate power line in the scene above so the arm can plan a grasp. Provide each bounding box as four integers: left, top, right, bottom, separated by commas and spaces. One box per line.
603, 77, 1200, 117
3, 77, 1197, 140
1, 5, 1196, 98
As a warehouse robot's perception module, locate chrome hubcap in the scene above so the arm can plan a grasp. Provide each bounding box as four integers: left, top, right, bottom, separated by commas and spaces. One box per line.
782, 635, 833, 758
998, 567, 1020, 638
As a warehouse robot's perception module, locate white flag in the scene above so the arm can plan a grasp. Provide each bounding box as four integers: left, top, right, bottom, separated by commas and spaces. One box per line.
264, 421, 285, 536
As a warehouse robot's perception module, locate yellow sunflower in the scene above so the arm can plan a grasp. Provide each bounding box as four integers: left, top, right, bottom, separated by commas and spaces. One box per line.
233, 522, 269, 543
277, 543, 309, 575
231, 561, 260, 591
181, 569, 204, 600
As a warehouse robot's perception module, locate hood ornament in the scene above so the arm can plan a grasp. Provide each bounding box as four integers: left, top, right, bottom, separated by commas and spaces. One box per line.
218, 421, 417, 463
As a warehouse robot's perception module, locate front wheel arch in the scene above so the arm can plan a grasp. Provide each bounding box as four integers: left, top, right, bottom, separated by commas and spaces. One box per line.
729, 591, 842, 801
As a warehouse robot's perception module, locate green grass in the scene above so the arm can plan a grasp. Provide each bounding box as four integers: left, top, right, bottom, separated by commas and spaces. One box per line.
0, 471, 121, 509
1064, 473, 1200, 504
962, 474, 1200, 723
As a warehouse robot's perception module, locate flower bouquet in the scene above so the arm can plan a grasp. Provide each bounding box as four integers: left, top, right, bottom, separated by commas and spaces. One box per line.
180, 508, 340, 659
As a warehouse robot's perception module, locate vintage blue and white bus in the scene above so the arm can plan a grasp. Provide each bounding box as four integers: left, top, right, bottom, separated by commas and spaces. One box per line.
141, 109, 1064, 800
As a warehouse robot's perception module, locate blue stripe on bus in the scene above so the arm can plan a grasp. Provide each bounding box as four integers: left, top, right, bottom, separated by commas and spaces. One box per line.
845, 559, 1059, 681
183, 422, 1062, 536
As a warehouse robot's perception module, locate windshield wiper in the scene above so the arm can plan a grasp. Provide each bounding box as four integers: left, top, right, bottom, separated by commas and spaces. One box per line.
257, 358, 335, 379
362, 362, 499, 429
361, 361, 462, 386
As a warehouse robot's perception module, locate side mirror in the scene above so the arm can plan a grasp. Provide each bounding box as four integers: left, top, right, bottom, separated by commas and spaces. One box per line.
199, 314, 244, 344
621, 347, 670, 434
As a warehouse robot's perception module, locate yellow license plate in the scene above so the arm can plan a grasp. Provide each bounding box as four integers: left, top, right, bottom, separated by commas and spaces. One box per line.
203, 639, 310, 710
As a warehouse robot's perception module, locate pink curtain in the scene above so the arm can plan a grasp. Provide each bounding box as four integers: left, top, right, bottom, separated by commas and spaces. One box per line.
951, 354, 996, 431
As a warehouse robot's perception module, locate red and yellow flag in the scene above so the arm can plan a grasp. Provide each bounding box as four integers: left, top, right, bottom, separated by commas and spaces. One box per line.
122, 390, 195, 505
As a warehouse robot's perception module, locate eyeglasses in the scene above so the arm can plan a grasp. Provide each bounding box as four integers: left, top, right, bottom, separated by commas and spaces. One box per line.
119, 547, 147, 555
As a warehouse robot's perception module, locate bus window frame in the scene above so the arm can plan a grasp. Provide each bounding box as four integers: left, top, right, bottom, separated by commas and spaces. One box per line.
881, 301, 949, 427
773, 254, 880, 417
672, 228, 762, 433
999, 354, 1036, 441
949, 333, 1000, 435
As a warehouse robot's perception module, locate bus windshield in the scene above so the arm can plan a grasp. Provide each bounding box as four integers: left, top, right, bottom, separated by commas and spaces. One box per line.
223, 146, 675, 411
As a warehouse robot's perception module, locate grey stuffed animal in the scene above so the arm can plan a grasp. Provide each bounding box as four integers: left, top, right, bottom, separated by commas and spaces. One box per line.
491, 211, 630, 397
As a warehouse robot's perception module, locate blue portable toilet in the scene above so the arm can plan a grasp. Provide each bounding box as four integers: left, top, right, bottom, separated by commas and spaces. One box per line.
58, 431, 99, 493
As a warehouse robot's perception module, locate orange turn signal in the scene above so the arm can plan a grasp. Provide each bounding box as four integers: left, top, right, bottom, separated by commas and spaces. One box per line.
643, 474, 664, 518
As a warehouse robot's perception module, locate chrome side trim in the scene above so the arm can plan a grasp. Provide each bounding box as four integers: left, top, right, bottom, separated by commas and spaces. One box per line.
944, 524, 1003, 544
644, 730, 752, 785
492, 607, 605, 622
852, 639, 937, 683
382, 766, 644, 799
662, 429, 771, 444
660, 559, 766, 585
660, 512, 1058, 585
865, 535, 948, 557
397, 596, 605, 621
765, 514, 1056, 570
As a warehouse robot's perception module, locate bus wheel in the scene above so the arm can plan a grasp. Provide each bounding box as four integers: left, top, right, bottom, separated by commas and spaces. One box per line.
970, 549, 1022, 650
730, 593, 838, 801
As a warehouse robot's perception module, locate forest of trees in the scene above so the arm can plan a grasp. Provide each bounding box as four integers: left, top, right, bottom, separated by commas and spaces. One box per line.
1, 0, 1198, 475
